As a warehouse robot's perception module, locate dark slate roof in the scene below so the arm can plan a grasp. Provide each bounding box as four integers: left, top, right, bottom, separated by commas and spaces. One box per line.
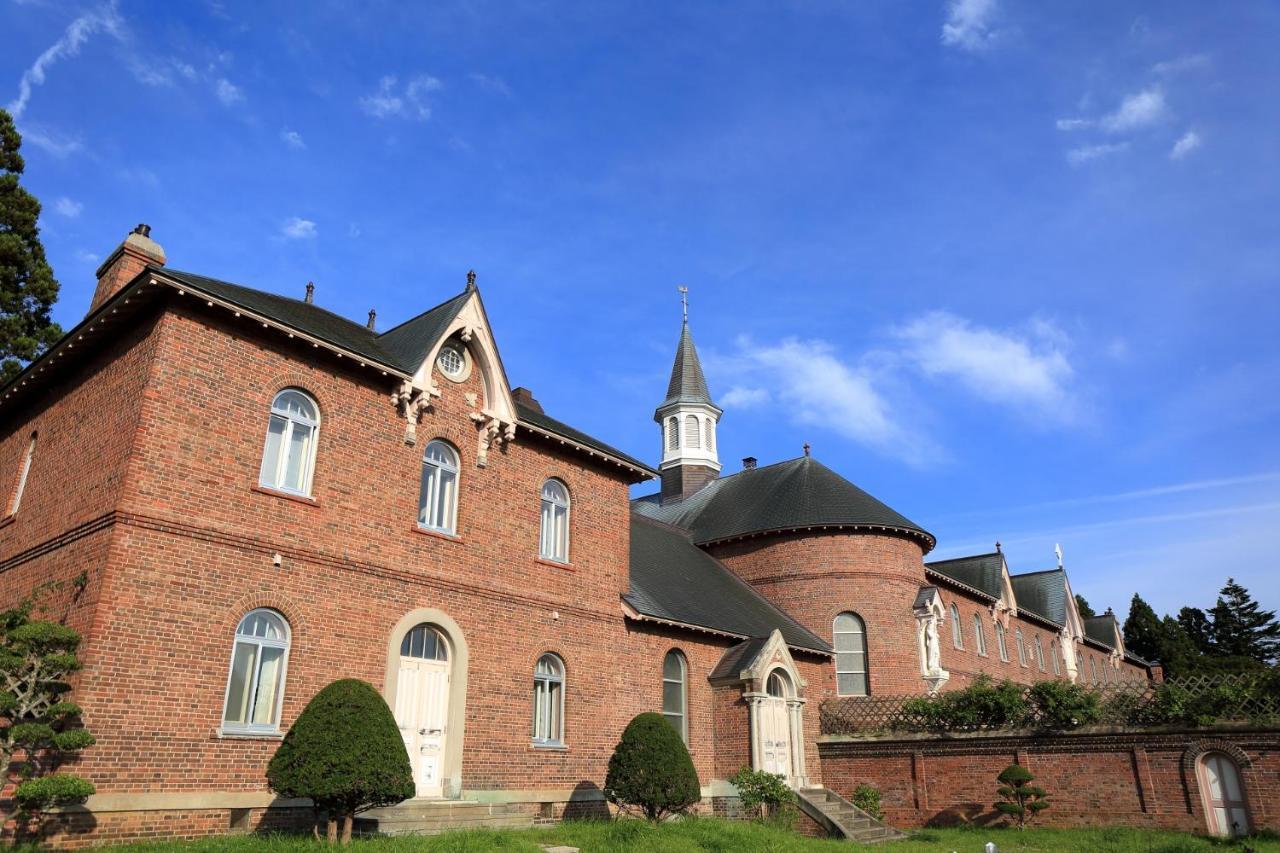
160, 267, 405, 370
515, 400, 654, 475
632, 456, 934, 550
627, 514, 830, 654
912, 586, 940, 610
1009, 569, 1069, 627
926, 552, 1005, 600
709, 637, 770, 681
376, 290, 472, 370
1083, 615, 1120, 650
657, 321, 715, 410
157, 268, 652, 477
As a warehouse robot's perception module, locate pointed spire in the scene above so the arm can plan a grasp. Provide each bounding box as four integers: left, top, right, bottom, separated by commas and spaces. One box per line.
658, 286, 714, 409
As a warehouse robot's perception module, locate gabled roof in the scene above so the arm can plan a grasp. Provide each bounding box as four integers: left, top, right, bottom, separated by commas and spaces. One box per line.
656, 321, 715, 412
1009, 568, 1069, 627
1083, 614, 1121, 650
626, 513, 830, 654
632, 456, 934, 551
376, 289, 473, 371
925, 552, 1004, 600
515, 400, 654, 478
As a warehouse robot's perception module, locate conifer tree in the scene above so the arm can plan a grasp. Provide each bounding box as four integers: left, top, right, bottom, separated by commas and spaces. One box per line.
0, 109, 63, 385
1122, 594, 1163, 663
1157, 615, 1201, 679
1178, 607, 1215, 656
1209, 578, 1280, 664
1074, 594, 1095, 619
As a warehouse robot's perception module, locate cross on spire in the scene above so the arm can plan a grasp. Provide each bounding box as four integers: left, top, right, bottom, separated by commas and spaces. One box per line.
678, 285, 689, 324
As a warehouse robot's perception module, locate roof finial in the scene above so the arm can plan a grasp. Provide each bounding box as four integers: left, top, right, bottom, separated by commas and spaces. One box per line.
367, 309, 377, 331
1054, 542, 1064, 569
466, 269, 477, 291
803, 442, 811, 457
678, 284, 689, 324
304, 281, 315, 304
995, 540, 1002, 553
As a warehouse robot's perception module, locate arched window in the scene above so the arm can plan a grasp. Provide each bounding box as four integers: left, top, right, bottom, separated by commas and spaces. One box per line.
400, 623, 449, 660
539, 479, 570, 562
1199, 752, 1251, 837
685, 415, 701, 449
1089, 656, 1099, 685
418, 440, 459, 534
1034, 636, 1046, 671
667, 417, 679, 450
834, 612, 868, 696
996, 625, 1009, 662
766, 669, 792, 698
1077, 651, 1085, 679
6, 431, 36, 517
259, 389, 319, 496
662, 650, 688, 742
1015, 628, 1027, 666
950, 603, 964, 649
973, 614, 987, 656
532, 653, 565, 746
1051, 641, 1062, 676
706, 418, 715, 451
222, 609, 290, 733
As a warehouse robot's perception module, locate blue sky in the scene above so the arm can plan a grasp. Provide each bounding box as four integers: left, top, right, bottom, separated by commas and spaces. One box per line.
7, 0, 1279, 619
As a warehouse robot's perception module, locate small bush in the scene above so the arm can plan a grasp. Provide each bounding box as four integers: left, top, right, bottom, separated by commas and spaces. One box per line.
14, 774, 95, 811
729, 767, 797, 827
903, 675, 1030, 732
267, 679, 413, 844
851, 783, 883, 821
604, 712, 701, 821
994, 764, 1050, 829
1027, 679, 1101, 730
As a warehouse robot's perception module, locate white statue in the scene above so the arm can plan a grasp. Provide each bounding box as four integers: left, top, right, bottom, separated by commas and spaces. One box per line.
924, 616, 942, 674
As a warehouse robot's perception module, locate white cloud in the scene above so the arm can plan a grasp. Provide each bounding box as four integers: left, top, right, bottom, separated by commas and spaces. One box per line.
214, 78, 244, 106
717, 337, 936, 466
941, 0, 1000, 52
359, 74, 442, 120
74, 249, 100, 264
20, 125, 83, 157
53, 197, 83, 217
1153, 54, 1210, 76
721, 386, 771, 408
280, 129, 305, 149
1055, 118, 1092, 131
281, 217, 316, 239
1100, 87, 1166, 133
1066, 142, 1128, 165
894, 311, 1075, 414
1169, 130, 1202, 160
468, 72, 511, 96
7, 2, 123, 119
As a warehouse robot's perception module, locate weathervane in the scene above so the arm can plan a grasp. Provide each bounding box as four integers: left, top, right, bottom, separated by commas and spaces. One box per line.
678, 285, 689, 323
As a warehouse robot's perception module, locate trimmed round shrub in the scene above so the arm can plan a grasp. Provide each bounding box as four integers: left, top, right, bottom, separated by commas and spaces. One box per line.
604, 712, 701, 821
267, 679, 413, 841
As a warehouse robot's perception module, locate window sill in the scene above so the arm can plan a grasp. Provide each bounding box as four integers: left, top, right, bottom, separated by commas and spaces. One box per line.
530, 741, 569, 751
252, 485, 320, 507
535, 557, 574, 572
412, 526, 463, 544
217, 728, 284, 741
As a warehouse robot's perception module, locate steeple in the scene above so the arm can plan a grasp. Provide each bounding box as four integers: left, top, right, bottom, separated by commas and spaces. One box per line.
654, 288, 722, 504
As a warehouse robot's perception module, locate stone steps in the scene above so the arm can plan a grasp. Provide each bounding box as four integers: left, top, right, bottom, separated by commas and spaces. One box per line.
795, 787, 906, 845
356, 800, 535, 837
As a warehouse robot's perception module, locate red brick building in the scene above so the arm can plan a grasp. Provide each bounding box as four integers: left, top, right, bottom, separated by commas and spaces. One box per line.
2, 226, 1164, 844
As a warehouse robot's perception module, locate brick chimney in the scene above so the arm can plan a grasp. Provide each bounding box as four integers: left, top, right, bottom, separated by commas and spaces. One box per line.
90, 224, 165, 314
511, 386, 543, 414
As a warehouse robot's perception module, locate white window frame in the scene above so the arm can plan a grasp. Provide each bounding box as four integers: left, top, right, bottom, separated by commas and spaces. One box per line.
1051, 641, 1062, 676
973, 613, 987, 657
221, 608, 290, 735
532, 653, 565, 747
259, 389, 320, 497
539, 478, 570, 563
684, 414, 701, 449
834, 611, 869, 697
418, 439, 460, 534
6, 432, 36, 517
950, 603, 964, 649
662, 650, 688, 743
1016, 628, 1028, 666
996, 625, 1009, 662
1035, 636, 1046, 672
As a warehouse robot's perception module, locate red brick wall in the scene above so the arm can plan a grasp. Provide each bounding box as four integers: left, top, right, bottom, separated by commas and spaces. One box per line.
819, 729, 1280, 833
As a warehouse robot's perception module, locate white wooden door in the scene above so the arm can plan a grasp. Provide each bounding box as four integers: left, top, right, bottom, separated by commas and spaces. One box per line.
394, 657, 450, 798
759, 697, 792, 781
1201, 754, 1249, 837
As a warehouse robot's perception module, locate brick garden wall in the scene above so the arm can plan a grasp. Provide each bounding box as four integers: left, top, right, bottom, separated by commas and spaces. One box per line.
819, 727, 1280, 834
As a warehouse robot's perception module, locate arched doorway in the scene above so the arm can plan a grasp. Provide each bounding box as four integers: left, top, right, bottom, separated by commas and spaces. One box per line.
759, 669, 795, 780
1198, 752, 1250, 837
384, 609, 469, 799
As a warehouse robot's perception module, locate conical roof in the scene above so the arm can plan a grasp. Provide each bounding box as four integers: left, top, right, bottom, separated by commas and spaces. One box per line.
657, 321, 715, 411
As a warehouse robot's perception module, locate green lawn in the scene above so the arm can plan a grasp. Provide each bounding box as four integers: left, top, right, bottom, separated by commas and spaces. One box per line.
100, 818, 1278, 852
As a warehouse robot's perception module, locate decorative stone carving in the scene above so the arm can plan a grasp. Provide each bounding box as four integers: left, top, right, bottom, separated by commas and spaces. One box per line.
1060, 626, 1080, 683
391, 380, 438, 445
913, 586, 950, 694
471, 412, 516, 467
